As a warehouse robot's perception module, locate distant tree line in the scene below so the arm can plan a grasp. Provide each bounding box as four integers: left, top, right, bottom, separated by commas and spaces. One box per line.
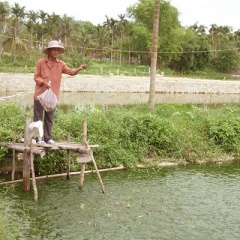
0, 0, 239, 73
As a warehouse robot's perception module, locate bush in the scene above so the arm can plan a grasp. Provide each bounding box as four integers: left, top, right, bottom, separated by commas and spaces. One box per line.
211, 50, 240, 73
208, 116, 240, 154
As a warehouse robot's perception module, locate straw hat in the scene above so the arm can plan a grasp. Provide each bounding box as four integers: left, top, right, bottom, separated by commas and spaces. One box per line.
43, 40, 65, 54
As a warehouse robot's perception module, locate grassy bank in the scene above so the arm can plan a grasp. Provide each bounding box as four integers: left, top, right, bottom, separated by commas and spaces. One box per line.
0, 103, 240, 175
0, 59, 233, 80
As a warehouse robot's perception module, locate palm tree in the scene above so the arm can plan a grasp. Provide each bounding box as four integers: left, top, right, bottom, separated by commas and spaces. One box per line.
117, 14, 127, 66
9, 3, 26, 62
103, 16, 117, 65
25, 10, 39, 60
209, 24, 218, 57
45, 13, 62, 41
189, 23, 207, 34
58, 14, 74, 47
94, 24, 109, 59
0, 1, 10, 58
149, 0, 160, 113
38, 10, 49, 48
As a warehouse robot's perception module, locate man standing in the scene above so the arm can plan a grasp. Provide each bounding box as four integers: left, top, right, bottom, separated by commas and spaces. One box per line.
33, 40, 87, 144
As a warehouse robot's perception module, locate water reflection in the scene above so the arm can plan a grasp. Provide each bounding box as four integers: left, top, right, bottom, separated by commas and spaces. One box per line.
1, 91, 240, 106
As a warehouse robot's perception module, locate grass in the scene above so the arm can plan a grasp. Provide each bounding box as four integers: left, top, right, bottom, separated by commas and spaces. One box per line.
0, 103, 240, 175
0, 54, 235, 80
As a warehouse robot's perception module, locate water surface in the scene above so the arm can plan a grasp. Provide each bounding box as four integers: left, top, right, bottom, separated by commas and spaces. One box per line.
0, 162, 239, 239
1, 91, 240, 106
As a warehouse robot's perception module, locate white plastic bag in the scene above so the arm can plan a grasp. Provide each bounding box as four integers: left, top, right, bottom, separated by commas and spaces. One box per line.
28, 120, 43, 140
37, 88, 57, 112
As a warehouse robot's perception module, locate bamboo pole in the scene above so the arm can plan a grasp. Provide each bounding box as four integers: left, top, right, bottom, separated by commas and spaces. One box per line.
23, 115, 31, 192
81, 119, 105, 193
17, 149, 46, 159
12, 132, 16, 180
66, 133, 71, 179
90, 152, 105, 193
30, 141, 38, 202
10, 146, 46, 157
79, 120, 87, 189
0, 165, 124, 186
79, 163, 85, 189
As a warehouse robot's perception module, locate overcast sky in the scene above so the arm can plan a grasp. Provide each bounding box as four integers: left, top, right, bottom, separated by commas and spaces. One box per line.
5, 0, 240, 31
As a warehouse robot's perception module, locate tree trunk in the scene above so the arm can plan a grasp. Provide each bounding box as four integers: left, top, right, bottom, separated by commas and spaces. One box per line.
149, 0, 160, 113
111, 31, 113, 65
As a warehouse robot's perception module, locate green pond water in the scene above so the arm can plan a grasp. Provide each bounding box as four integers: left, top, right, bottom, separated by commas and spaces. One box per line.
0, 162, 239, 240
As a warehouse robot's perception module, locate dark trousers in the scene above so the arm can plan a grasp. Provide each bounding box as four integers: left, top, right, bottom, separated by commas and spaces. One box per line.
34, 99, 55, 142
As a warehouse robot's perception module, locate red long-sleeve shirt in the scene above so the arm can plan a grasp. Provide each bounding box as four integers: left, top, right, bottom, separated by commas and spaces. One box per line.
34, 56, 77, 100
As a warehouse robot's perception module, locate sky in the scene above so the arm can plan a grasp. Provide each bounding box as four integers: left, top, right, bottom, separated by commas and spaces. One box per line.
4, 0, 240, 31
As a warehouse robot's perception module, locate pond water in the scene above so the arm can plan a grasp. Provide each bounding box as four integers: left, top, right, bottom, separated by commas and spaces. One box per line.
1, 91, 240, 106
0, 161, 239, 240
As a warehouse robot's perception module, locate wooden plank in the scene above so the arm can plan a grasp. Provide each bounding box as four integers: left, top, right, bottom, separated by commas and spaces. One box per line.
35, 143, 54, 148
57, 144, 86, 150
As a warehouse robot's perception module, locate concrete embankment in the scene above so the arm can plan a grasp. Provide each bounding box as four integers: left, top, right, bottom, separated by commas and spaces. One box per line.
0, 73, 240, 94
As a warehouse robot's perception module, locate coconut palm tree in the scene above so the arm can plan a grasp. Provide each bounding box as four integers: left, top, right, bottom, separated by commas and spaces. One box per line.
117, 14, 127, 66
58, 14, 74, 48
45, 13, 62, 41
94, 24, 109, 59
38, 10, 49, 48
0, 1, 10, 58
103, 16, 118, 64
25, 10, 39, 60
4, 3, 26, 62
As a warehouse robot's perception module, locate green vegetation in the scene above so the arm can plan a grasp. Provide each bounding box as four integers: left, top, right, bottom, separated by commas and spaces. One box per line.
0, 206, 9, 240
0, 188, 18, 240
0, 103, 239, 175
0, 0, 239, 76
0, 58, 233, 80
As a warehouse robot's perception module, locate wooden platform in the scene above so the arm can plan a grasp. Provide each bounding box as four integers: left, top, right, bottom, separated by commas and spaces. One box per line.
0, 118, 105, 202
0, 141, 99, 151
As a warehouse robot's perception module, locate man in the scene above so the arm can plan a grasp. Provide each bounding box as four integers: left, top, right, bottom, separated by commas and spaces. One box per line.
33, 40, 87, 144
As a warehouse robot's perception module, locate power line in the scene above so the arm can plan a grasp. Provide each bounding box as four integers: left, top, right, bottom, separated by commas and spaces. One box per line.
0, 34, 239, 55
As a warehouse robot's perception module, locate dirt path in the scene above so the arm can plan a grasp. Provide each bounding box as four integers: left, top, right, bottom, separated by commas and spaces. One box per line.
0, 73, 240, 94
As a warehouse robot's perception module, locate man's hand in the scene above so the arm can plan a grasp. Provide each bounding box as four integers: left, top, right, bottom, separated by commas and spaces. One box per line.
42, 81, 51, 89
80, 64, 87, 70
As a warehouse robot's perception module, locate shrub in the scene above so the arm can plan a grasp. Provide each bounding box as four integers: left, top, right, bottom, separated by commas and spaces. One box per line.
1, 102, 240, 175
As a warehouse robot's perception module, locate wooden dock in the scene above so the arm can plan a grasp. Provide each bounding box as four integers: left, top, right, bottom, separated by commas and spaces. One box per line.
0, 117, 105, 201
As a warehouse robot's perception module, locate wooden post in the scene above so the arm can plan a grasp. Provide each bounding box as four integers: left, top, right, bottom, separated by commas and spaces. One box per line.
79, 119, 105, 193
30, 141, 38, 202
12, 132, 16, 180
79, 119, 87, 189
90, 153, 105, 193
23, 115, 31, 192
66, 133, 71, 179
